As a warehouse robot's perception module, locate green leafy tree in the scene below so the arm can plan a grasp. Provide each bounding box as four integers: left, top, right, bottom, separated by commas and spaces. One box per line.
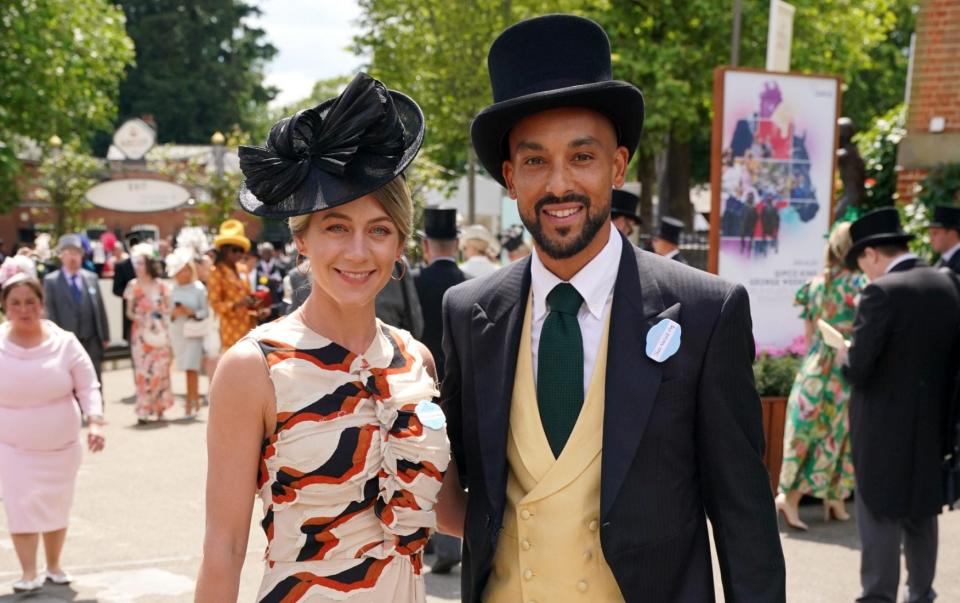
596, 0, 916, 228
857, 104, 906, 209
150, 126, 250, 229
36, 141, 105, 238
354, 0, 585, 221
117, 0, 278, 144
248, 75, 354, 143
0, 0, 134, 209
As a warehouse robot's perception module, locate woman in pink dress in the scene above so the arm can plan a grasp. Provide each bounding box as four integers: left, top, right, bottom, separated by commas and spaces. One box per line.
123, 245, 174, 423
0, 274, 105, 593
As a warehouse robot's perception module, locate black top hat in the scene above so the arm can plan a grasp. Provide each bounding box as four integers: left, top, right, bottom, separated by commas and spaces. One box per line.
471, 14, 644, 187
656, 217, 684, 245
421, 206, 458, 240
845, 207, 915, 270
930, 205, 960, 230
237, 73, 424, 218
611, 189, 641, 224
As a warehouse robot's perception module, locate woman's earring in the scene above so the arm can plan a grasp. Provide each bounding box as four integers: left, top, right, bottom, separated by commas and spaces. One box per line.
391, 259, 406, 281
295, 252, 309, 276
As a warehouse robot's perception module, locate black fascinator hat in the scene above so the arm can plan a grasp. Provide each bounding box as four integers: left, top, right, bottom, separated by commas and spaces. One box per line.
238, 73, 425, 218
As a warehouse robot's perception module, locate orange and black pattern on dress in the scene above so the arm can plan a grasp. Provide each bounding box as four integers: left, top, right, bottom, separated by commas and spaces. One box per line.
250, 318, 449, 601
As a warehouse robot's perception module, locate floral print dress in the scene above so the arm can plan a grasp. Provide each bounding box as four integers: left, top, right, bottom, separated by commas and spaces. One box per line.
124, 279, 174, 418
779, 267, 865, 500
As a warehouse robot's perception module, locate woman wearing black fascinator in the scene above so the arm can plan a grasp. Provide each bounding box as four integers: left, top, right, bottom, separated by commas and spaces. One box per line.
197, 73, 453, 602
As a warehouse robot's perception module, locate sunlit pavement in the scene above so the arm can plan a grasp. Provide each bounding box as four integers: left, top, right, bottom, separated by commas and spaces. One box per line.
0, 365, 957, 601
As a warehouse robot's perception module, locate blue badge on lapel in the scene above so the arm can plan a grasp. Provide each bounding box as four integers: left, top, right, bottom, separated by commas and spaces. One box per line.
646, 319, 681, 363
415, 400, 446, 430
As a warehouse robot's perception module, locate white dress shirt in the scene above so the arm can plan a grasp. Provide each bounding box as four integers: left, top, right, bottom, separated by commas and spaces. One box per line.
530, 224, 621, 396
884, 252, 919, 274
941, 242, 960, 263
665, 248, 680, 260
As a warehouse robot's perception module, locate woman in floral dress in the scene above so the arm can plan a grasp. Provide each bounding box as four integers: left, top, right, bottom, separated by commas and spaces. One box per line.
776, 223, 865, 530
123, 245, 174, 423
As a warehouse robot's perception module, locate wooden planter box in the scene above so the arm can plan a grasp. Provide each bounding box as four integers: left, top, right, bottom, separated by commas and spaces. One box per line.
760, 396, 788, 493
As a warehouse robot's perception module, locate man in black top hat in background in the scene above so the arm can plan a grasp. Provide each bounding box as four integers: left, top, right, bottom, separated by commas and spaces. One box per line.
413, 206, 467, 574
842, 207, 960, 602
436, 13, 783, 602
651, 216, 689, 265
929, 204, 960, 274
610, 189, 641, 238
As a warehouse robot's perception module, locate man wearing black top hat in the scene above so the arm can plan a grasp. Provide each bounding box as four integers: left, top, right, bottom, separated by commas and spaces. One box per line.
930, 204, 960, 274
610, 189, 641, 238
413, 206, 467, 574
436, 14, 783, 603
652, 216, 689, 265
841, 207, 960, 602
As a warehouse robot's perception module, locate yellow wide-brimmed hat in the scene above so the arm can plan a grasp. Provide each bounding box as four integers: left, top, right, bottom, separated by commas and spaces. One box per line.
213, 219, 251, 252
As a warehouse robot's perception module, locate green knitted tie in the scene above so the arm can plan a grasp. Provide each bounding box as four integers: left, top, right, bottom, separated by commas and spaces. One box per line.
537, 283, 585, 458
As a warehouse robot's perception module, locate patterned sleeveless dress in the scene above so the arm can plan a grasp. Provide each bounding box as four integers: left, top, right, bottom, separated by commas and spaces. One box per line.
247, 314, 449, 602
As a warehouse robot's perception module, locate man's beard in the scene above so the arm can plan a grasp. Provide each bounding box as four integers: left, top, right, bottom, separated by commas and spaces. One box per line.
520, 192, 610, 260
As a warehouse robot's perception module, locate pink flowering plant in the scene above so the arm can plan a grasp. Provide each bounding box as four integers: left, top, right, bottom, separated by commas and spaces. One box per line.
753, 336, 804, 397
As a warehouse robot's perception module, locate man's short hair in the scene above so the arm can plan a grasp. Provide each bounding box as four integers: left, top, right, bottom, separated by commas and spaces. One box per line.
426, 238, 458, 255
862, 242, 910, 259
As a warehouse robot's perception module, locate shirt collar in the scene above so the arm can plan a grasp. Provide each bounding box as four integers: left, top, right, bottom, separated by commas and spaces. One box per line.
884, 252, 919, 274
430, 256, 458, 265
942, 242, 960, 262
665, 249, 680, 259
531, 224, 621, 322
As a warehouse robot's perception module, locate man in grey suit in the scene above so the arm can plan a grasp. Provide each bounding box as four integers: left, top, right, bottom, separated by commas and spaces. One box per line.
44, 234, 110, 383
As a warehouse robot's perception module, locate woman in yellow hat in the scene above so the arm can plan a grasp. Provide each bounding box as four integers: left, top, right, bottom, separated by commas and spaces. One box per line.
197, 74, 450, 602
206, 219, 258, 352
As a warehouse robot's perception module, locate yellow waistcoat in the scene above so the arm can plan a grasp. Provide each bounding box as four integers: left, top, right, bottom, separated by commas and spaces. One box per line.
484, 297, 622, 603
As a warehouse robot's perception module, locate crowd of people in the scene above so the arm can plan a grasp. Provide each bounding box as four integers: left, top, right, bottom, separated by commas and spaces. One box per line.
0, 12, 958, 602
776, 204, 960, 601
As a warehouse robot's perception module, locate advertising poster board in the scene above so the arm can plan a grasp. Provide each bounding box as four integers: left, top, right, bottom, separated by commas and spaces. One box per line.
709, 68, 840, 352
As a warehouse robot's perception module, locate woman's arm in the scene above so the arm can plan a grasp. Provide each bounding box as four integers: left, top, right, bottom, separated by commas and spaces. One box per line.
436, 459, 466, 538
193, 283, 210, 320
195, 340, 273, 601
123, 280, 137, 322
411, 340, 467, 538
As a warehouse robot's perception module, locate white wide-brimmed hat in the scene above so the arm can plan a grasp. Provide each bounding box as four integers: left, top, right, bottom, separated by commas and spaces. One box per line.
165, 247, 195, 278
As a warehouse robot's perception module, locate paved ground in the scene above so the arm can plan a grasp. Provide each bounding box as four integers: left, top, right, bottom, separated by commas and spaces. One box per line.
1, 366, 958, 602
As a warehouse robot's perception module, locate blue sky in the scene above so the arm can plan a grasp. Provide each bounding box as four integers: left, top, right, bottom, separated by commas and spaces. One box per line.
251, 0, 366, 107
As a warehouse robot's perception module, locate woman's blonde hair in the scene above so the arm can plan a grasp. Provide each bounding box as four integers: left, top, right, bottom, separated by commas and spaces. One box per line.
288, 177, 414, 243
824, 222, 854, 275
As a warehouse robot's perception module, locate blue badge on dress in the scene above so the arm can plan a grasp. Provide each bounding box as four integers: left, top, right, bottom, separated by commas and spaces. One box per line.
415, 400, 446, 430
645, 319, 681, 363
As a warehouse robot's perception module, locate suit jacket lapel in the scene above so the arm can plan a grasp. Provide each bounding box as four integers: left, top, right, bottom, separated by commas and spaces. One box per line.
601, 237, 671, 520
472, 258, 531, 511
